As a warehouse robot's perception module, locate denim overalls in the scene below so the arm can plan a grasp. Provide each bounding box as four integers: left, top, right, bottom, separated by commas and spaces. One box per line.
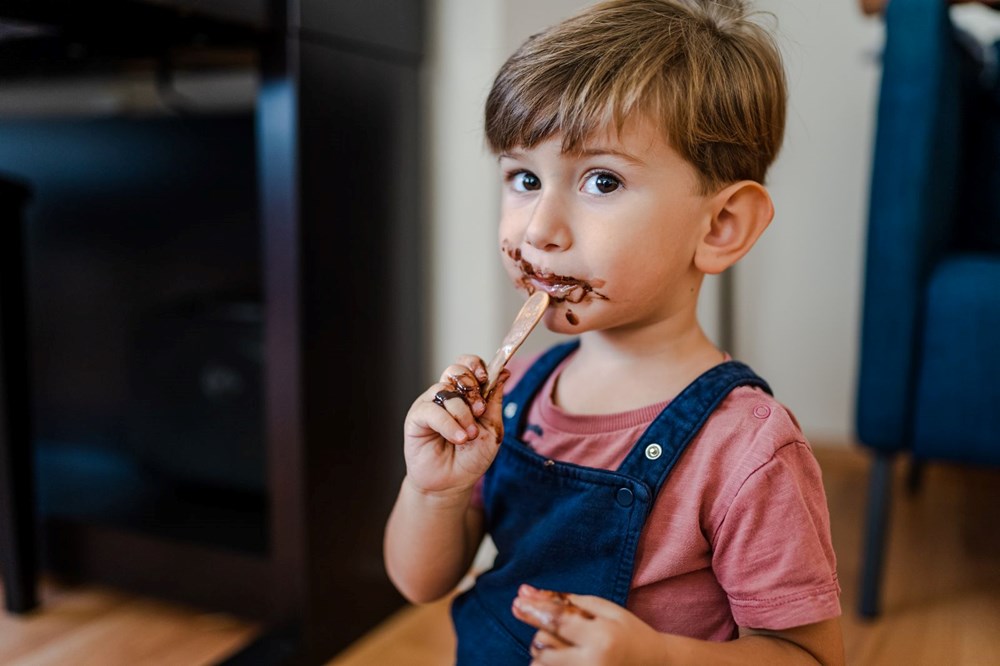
451, 340, 771, 665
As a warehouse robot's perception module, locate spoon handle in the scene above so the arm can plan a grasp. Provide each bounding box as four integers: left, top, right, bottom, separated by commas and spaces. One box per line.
484, 291, 550, 397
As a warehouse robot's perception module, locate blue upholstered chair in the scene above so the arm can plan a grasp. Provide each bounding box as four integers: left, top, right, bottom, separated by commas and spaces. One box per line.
856, 0, 1000, 618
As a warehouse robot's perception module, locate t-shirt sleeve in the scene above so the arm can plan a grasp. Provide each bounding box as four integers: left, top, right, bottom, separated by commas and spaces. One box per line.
711, 441, 842, 630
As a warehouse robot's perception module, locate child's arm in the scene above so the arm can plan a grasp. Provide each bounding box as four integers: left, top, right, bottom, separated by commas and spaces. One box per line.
383, 356, 509, 604
513, 587, 844, 665
384, 478, 486, 603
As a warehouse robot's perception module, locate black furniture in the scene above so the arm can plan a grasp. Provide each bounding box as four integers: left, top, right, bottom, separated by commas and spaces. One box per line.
0, 175, 35, 614
0, 1, 425, 663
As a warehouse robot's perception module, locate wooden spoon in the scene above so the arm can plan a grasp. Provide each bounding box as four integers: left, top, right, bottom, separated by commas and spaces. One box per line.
484, 290, 550, 397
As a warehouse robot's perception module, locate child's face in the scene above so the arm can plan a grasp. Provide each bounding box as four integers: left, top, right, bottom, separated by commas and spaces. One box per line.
497, 118, 713, 335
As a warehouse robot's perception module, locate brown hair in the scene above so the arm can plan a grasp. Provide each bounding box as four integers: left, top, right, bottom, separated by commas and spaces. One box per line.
484, 0, 787, 193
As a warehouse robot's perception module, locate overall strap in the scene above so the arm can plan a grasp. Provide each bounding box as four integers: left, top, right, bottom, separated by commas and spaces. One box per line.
502, 339, 580, 438
616, 361, 772, 504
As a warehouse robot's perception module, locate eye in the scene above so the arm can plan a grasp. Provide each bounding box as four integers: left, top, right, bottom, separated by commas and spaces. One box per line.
582, 171, 621, 195
510, 170, 541, 192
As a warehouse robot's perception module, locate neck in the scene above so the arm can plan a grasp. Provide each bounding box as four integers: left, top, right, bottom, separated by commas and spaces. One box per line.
555, 306, 725, 414
581, 302, 720, 366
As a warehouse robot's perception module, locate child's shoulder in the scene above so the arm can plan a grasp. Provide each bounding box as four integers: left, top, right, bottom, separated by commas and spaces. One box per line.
690, 385, 822, 524
705, 383, 812, 465
720, 383, 803, 428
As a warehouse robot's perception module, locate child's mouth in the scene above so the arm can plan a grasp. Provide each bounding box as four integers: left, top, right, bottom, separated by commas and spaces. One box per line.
502, 243, 608, 304
527, 276, 598, 303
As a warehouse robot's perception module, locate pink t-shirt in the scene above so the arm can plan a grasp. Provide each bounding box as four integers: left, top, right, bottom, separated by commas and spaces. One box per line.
474, 352, 841, 641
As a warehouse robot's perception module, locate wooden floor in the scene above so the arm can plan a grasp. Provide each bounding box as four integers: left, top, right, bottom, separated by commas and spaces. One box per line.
2, 446, 999, 665
0, 583, 258, 665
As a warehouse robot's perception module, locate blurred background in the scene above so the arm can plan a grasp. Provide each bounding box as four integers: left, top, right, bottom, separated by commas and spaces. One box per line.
1, 0, 998, 665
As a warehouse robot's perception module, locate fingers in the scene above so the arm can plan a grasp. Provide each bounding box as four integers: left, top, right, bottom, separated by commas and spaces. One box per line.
480, 368, 510, 436
513, 585, 604, 647
409, 383, 477, 444
541, 592, 624, 648
513, 588, 593, 634
531, 629, 571, 651
407, 356, 507, 447
558, 593, 619, 619
454, 354, 489, 386
528, 629, 576, 665
439, 362, 487, 416
428, 381, 483, 441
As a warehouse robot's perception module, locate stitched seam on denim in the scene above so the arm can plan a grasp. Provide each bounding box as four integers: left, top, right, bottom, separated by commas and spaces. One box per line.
640, 372, 772, 491
505, 340, 578, 439
612, 502, 643, 605
501, 430, 637, 487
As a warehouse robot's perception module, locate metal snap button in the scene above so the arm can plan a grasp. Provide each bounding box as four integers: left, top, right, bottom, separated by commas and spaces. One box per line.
504, 403, 518, 419
616, 487, 634, 507
645, 443, 662, 460
753, 405, 771, 419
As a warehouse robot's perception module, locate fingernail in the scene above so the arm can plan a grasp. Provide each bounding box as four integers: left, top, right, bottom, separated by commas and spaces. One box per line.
454, 430, 467, 442
474, 400, 486, 415
466, 424, 479, 438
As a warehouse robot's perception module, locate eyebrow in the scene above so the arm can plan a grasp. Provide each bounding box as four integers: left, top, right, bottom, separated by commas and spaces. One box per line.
498, 147, 646, 166
575, 147, 647, 166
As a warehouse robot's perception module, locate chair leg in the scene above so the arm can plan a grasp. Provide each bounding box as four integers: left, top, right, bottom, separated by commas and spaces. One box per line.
0, 181, 38, 614
859, 450, 894, 619
905, 458, 924, 495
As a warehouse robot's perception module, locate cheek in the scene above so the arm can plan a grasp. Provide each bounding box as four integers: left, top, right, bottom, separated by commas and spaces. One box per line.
498, 237, 524, 285
498, 208, 522, 250
595, 240, 676, 300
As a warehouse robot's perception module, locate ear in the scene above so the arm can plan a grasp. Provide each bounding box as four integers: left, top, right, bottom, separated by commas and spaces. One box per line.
694, 180, 774, 275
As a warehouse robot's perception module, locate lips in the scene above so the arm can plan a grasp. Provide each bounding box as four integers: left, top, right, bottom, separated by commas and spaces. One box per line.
518, 265, 608, 304
528, 275, 588, 302
501, 241, 609, 304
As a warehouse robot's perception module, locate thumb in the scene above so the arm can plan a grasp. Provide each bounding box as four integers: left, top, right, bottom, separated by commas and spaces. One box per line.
563, 593, 626, 620
481, 369, 511, 435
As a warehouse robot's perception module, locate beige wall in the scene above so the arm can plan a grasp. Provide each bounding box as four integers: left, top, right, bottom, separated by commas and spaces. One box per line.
424, 0, 887, 444
734, 0, 883, 443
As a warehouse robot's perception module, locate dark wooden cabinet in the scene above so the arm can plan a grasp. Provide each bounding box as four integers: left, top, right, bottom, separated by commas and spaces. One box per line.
0, 1, 425, 663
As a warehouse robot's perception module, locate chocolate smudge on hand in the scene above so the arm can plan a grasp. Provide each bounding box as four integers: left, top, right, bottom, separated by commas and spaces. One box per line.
437, 372, 504, 444
432, 389, 467, 407
512, 589, 595, 639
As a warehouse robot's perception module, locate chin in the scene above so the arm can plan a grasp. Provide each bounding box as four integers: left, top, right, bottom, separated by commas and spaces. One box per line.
542, 305, 588, 335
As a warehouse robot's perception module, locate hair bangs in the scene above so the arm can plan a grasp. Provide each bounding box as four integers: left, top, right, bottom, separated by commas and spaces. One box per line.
486, 50, 661, 156
485, 0, 786, 191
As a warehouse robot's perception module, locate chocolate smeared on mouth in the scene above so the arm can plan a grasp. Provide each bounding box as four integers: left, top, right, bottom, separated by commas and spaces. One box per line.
565, 310, 579, 325
502, 242, 609, 304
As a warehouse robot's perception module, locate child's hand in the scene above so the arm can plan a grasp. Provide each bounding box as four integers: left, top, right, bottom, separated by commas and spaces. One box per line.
403, 355, 510, 497
511, 584, 667, 665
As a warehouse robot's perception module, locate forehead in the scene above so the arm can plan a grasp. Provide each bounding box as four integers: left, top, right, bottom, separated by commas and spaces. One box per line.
506, 115, 674, 164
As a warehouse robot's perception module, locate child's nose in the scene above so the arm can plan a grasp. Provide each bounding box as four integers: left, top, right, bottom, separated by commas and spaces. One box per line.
525, 192, 571, 251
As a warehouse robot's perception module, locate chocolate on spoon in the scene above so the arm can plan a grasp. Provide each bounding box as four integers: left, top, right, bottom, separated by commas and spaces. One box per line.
484, 291, 550, 397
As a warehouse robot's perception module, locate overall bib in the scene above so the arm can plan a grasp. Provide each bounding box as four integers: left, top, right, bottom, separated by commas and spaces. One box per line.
451, 340, 772, 665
